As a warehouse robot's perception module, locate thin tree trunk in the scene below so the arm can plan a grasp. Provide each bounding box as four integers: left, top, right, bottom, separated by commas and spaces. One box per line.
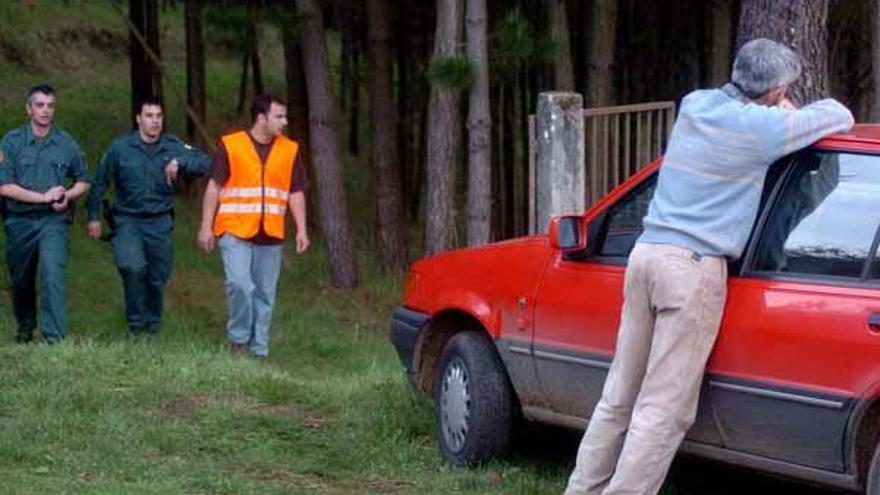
185, 0, 206, 148
129, 0, 150, 120
466, 0, 491, 246
548, 0, 574, 91
145, 0, 163, 104
873, 0, 880, 121
737, 0, 830, 104
251, 33, 264, 96
349, 46, 361, 155
425, 0, 463, 255
368, 0, 408, 271
490, 82, 502, 241
502, 73, 515, 239
237, 50, 250, 115
587, 0, 618, 106
705, 0, 735, 87
282, 13, 317, 235
297, 0, 360, 288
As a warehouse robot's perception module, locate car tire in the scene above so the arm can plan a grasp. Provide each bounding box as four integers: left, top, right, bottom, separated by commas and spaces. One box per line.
434, 330, 514, 466
868, 441, 880, 495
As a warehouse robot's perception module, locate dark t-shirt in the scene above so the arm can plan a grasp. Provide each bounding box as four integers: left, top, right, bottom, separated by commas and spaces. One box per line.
210, 132, 308, 244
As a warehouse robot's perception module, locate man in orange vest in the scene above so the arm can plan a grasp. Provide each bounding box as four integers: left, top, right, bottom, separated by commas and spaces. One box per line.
198, 94, 309, 358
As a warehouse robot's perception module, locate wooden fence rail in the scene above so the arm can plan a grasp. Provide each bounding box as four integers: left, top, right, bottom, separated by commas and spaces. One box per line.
528, 101, 676, 233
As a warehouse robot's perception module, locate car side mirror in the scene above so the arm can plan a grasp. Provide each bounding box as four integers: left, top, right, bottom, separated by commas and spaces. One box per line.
549, 215, 587, 252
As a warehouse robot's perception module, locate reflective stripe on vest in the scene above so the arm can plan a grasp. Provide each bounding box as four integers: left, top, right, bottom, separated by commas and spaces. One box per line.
213, 130, 299, 239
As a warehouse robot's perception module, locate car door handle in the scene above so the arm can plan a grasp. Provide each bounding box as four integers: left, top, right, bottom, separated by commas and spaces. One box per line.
869, 313, 880, 332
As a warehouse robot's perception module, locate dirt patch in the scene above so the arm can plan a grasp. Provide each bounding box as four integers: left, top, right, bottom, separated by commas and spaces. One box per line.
249, 404, 302, 417
247, 403, 331, 429
360, 479, 418, 493
154, 395, 212, 417
247, 467, 327, 490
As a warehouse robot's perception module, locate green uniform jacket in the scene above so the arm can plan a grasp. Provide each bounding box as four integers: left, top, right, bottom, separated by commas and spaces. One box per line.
0, 124, 90, 215
87, 132, 209, 221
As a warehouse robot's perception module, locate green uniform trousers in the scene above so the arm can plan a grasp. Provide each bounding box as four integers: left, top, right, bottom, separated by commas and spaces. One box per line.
111, 213, 173, 333
4, 212, 70, 343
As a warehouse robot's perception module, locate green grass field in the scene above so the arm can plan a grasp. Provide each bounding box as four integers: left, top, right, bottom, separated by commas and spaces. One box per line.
0, 2, 572, 493
0, 2, 842, 494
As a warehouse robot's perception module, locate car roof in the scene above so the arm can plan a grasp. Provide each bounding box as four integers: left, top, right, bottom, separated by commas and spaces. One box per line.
816, 124, 880, 152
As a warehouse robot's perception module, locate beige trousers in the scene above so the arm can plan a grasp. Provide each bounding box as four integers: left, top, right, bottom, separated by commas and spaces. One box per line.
564, 243, 727, 495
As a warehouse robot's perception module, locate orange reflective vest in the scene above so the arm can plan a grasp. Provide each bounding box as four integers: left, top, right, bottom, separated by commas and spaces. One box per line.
213, 130, 299, 240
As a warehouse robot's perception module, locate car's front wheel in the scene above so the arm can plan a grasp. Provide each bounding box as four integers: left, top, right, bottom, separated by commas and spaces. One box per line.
434, 330, 514, 465
867, 441, 880, 495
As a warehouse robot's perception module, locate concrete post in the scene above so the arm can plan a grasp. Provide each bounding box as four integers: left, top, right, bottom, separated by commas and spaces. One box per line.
535, 91, 585, 234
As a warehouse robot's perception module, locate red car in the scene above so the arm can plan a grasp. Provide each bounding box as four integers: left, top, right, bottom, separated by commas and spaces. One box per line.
391, 125, 880, 493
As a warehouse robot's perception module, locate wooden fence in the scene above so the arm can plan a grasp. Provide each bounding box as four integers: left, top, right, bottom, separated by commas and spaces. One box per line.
528, 101, 676, 233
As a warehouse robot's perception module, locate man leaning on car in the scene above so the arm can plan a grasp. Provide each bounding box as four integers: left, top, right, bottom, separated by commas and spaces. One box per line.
564, 39, 855, 495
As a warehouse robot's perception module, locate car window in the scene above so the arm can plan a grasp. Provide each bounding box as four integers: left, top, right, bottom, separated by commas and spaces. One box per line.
598, 176, 657, 257
751, 152, 880, 279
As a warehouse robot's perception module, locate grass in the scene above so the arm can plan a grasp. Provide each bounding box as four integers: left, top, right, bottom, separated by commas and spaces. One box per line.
0, 2, 839, 494
0, 2, 572, 493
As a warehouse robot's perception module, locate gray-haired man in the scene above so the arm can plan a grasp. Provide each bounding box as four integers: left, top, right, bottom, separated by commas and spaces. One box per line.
564, 39, 854, 495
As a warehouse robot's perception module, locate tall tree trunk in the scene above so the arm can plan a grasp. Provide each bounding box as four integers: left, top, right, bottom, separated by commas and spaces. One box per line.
185, 0, 206, 148
251, 32, 264, 96
873, 0, 880, 121
466, 0, 491, 246
586, 0, 618, 106
737, 0, 830, 104
282, 14, 317, 234
502, 75, 515, 239
145, 0, 163, 104
237, 50, 250, 115
705, 0, 735, 87
338, 2, 362, 155
349, 46, 361, 155
297, 0, 360, 288
548, 0, 574, 91
397, 1, 432, 221
424, 0, 463, 255
129, 0, 162, 119
368, 0, 408, 271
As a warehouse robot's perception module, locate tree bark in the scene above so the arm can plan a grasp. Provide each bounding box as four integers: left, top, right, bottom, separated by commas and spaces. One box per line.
297, 0, 360, 288
281, 12, 317, 234
424, 0, 463, 255
397, 0, 432, 222
548, 0, 574, 91
236, 50, 250, 115
586, 0, 618, 106
129, 0, 163, 120
873, 0, 880, 121
250, 26, 264, 97
465, 0, 491, 246
737, 0, 830, 104
705, 0, 735, 86
185, 0, 206, 148
367, 0, 408, 271
145, 0, 163, 104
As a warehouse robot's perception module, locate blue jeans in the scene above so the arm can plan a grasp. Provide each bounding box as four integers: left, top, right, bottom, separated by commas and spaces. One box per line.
218, 234, 282, 357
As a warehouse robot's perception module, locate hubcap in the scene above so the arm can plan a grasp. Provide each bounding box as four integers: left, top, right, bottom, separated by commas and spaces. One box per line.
440, 356, 470, 454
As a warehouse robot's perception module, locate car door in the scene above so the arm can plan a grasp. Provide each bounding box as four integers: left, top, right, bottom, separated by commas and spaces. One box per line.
525, 175, 727, 435
707, 150, 880, 472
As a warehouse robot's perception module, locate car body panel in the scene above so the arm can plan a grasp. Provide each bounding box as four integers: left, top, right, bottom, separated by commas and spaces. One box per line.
391, 127, 880, 491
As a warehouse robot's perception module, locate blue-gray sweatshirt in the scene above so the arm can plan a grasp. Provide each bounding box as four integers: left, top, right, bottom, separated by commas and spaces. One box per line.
638, 84, 854, 260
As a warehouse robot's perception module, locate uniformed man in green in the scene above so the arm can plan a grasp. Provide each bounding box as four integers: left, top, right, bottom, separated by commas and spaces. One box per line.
0, 84, 91, 344
86, 97, 209, 335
